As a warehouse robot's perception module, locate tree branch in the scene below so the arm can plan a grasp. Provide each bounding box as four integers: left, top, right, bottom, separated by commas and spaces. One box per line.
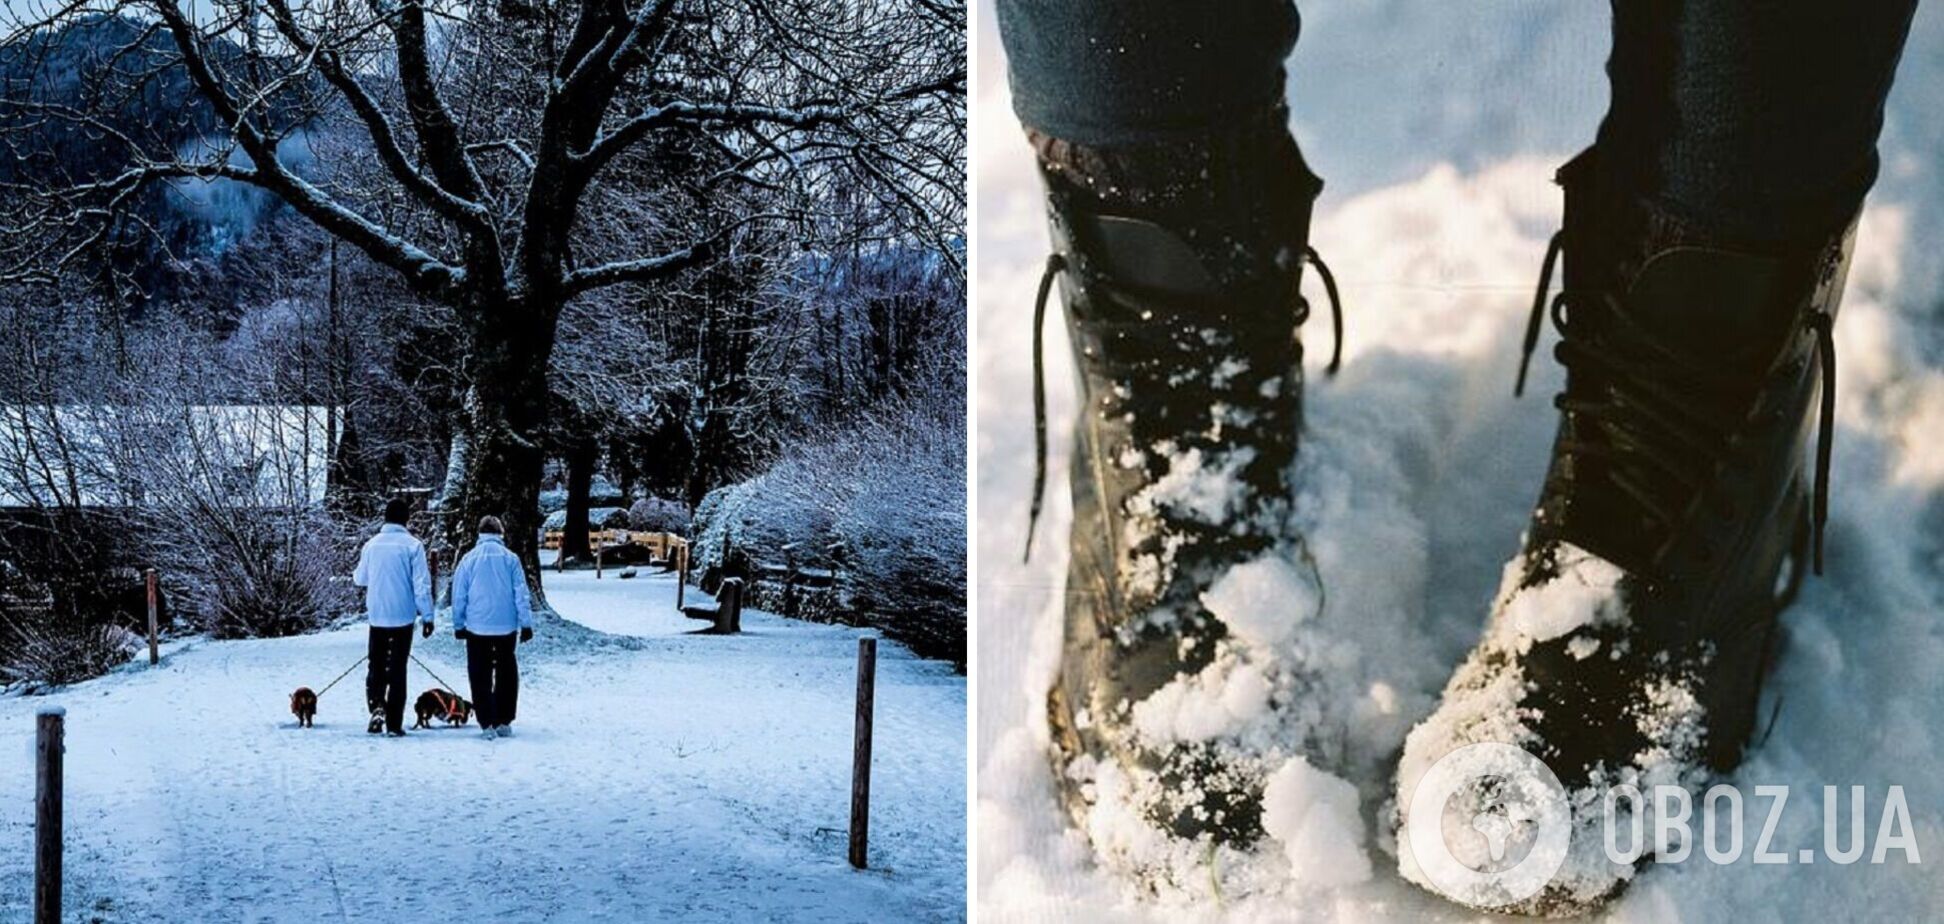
560, 211, 788, 297
150, 0, 466, 296
576, 100, 846, 180
259, 0, 495, 234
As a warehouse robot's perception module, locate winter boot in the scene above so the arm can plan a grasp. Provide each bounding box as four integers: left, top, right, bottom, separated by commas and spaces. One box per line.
1395, 148, 1853, 915
1027, 108, 1345, 888
367, 706, 385, 735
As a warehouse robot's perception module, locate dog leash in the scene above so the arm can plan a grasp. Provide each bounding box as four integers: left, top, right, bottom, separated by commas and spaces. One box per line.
409, 653, 461, 698
314, 655, 369, 699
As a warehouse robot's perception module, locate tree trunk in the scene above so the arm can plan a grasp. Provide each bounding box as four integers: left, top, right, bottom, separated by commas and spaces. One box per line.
452, 297, 556, 603
435, 410, 471, 514
560, 437, 598, 562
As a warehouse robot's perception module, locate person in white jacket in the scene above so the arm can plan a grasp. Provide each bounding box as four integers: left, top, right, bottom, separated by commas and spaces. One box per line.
451, 515, 535, 738
352, 498, 434, 737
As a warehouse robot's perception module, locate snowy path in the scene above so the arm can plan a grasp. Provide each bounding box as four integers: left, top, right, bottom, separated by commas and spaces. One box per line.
542, 568, 703, 637
0, 570, 966, 922
976, 2, 1944, 921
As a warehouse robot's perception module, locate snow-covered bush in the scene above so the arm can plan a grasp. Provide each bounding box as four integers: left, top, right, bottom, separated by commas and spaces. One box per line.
628, 496, 692, 534
538, 487, 570, 515
688, 390, 965, 667
832, 401, 965, 668
2, 618, 139, 691
689, 481, 748, 591
691, 473, 833, 594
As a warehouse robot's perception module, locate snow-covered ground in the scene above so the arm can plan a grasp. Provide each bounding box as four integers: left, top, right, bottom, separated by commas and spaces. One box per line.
0, 567, 966, 922
541, 567, 703, 638
974, 2, 1944, 921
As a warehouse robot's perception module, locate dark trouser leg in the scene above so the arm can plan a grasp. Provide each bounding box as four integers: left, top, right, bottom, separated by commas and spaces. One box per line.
496, 635, 519, 725
466, 635, 497, 727
384, 627, 412, 733
1600, 0, 1917, 245
365, 626, 386, 716
993, 0, 1299, 145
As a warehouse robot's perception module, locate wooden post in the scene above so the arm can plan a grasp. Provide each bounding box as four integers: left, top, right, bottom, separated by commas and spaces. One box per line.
848, 638, 876, 869
144, 568, 159, 666
715, 578, 742, 635
595, 542, 603, 579
428, 549, 440, 607
675, 543, 688, 609
35, 706, 64, 924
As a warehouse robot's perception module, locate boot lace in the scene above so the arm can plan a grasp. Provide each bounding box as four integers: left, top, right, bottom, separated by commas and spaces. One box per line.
1516, 232, 1836, 574
1023, 247, 1343, 562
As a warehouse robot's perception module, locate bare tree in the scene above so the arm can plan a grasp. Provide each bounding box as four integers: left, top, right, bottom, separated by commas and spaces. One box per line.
0, 299, 137, 640
547, 284, 691, 561
0, 0, 965, 596
0, 294, 351, 644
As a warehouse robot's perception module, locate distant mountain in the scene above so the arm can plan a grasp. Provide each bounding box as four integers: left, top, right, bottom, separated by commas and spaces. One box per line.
0, 14, 318, 292
0, 15, 225, 182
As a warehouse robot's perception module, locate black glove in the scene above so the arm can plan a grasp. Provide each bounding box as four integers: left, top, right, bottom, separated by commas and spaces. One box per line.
421, 622, 434, 639
520, 627, 534, 644
454, 627, 472, 641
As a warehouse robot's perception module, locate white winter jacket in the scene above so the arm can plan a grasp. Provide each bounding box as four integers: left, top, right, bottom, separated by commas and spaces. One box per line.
353, 524, 434, 628
450, 533, 535, 636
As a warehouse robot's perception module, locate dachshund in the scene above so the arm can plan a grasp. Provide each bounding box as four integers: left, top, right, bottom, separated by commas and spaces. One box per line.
413, 688, 473, 729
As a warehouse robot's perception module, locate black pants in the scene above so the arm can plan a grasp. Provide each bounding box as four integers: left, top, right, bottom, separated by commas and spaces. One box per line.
466, 633, 520, 728
365, 625, 414, 733
995, 0, 1917, 243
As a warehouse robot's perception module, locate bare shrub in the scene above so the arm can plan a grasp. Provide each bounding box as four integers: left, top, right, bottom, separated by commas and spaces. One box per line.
125, 405, 355, 639
157, 509, 352, 639
0, 314, 165, 683
1, 618, 138, 691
